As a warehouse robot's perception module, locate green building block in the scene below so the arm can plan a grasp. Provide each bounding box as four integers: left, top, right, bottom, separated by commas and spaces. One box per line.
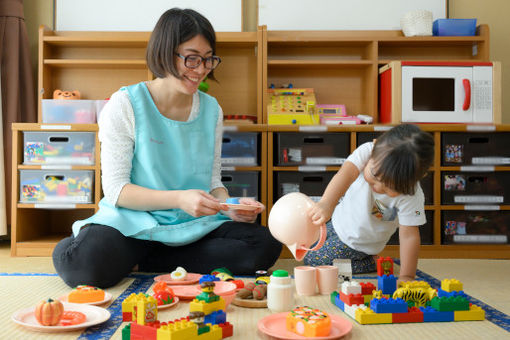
122, 323, 131, 340
431, 296, 469, 312
331, 291, 339, 304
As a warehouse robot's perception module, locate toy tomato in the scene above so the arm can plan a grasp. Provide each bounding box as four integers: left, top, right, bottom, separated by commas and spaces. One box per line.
34, 298, 64, 326
59, 311, 87, 326
153, 290, 174, 305
153, 282, 174, 294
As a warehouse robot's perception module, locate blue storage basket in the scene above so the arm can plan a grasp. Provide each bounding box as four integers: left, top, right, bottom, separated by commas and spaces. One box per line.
433, 19, 477, 36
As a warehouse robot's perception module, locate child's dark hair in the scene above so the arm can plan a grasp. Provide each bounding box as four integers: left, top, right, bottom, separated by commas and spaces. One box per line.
146, 8, 217, 80
371, 124, 434, 195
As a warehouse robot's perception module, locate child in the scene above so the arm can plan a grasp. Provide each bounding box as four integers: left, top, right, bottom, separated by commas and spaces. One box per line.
53, 8, 281, 288
306, 124, 434, 282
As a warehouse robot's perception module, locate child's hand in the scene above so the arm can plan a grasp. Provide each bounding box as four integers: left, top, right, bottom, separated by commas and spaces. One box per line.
222, 198, 264, 223
178, 189, 225, 217
308, 201, 333, 226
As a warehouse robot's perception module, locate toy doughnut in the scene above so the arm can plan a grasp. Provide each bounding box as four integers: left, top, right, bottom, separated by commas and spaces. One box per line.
59, 311, 87, 326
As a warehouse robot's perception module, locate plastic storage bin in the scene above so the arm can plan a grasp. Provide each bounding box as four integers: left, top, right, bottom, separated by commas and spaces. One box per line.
275, 171, 335, 202
221, 132, 258, 166
42, 99, 103, 124
23, 131, 95, 165
19, 170, 93, 203
441, 171, 510, 205
442, 132, 510, 166
276, 132, 349, 166
388, 210, 434, 245
433, 19, 477, 36
222, 171, 259, 200
442, 210, 509, 244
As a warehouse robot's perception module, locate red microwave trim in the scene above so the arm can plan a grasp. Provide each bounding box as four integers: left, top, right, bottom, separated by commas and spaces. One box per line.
401, 61, 493, 67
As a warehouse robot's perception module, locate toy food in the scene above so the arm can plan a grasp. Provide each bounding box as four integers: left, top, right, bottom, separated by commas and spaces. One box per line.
152, 282, 175, 305
59, 311, 87, 326
53, 89, 81, 100
34, 298, 64, 326
286, 306, 331, 337
170, 266, 188, 281
68, 285, 105, 303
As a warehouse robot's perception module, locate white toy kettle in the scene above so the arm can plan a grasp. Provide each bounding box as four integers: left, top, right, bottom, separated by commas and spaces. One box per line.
268, 192, 327, 261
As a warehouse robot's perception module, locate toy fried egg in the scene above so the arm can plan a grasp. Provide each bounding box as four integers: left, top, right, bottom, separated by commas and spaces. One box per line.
170, 266, 188, 281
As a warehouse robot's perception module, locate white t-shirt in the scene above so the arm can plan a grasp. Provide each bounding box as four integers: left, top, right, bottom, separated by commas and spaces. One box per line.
331, 142, 426, 254
98, 89, 225, 207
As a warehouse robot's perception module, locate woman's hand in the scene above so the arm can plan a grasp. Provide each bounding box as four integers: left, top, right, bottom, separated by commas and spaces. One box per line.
178, 189, 226, 217
223, 197, 264, 223
308, 201, 333, 226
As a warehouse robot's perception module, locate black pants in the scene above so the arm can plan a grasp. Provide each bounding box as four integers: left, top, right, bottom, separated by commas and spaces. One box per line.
52, 222, 282, 288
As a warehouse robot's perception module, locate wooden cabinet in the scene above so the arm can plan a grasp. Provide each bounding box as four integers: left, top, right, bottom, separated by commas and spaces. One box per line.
12, 24, 509, 259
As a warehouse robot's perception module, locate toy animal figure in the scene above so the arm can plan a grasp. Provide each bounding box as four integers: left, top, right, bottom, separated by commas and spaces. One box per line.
53, 89, 81, 100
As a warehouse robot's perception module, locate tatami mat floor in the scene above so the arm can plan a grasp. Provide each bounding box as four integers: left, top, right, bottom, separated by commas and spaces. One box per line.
1, 240, 509, 339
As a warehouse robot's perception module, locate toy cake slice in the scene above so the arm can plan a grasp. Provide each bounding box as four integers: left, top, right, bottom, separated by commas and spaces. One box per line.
68, 285, 105, 303
286, 306, 331, 337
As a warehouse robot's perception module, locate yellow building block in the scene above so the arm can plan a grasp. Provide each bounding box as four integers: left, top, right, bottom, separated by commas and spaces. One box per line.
197, 324, 223, 340
355, 308, 392, 325
157, 320, 197, 340
454, 305, 485, 321
189, 298, 225, 315
136, 294, 158, 325
122, 293, 138, 319
364, 294, 389, 304
441, 279, 463, 293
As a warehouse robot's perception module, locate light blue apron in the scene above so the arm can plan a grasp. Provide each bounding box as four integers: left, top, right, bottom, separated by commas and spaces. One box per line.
72, 82, 230, 245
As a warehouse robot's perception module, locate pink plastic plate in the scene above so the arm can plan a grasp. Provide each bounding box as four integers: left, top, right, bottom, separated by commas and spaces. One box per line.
153, 273, 202, 285
257, 312, 352, 340
172, 281, 237, 301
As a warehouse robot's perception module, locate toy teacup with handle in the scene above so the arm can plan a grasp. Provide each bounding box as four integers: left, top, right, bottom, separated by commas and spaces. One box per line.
268, 192, 326, 261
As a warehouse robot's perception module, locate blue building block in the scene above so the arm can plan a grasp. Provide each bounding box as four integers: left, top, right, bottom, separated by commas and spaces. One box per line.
419, 306, 454, 322
204, 310, 226, 325
199, 275, 220, 283
370, 298, 408, 314
378, 275, 397, 295
333, 293, 345, 312
438, 288, 467, 298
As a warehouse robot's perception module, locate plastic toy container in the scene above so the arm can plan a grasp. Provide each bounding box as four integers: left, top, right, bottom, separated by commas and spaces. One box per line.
276, 132, 349, 166
441, 171, 510, 205
442, 210, 509, 244
388, 210, 434, 245
23, 131, 95, 165
19, 169, 93, 203
42, 99, 102, 124
433, 19, 477, 36
442, 132, 510, 166
221, 132, 258, 166
222, 171, 259, 200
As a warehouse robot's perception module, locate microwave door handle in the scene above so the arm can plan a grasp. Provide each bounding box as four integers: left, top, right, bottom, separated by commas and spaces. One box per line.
463, 79, 471, 111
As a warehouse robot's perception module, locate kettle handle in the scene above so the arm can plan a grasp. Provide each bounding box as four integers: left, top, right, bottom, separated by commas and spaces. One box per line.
303, 223, 327, 252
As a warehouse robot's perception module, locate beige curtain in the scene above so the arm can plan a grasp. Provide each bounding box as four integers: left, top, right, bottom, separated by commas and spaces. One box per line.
0, 0, 37, 235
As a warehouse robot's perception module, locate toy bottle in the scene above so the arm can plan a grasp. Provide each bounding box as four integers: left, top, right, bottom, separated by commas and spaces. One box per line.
267, 270, 294, 313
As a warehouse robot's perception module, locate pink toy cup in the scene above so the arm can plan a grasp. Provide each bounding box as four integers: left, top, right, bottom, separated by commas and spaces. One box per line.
316, 265, 339, 295
293, 266, 317, 296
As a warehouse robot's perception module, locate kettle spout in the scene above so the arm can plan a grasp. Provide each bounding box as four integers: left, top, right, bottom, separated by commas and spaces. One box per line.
287, 243, 308, 261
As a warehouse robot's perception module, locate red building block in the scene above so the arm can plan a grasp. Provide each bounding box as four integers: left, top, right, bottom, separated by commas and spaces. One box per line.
360, 282, 377, 295
340, 292, 365, 306
377, 257, 394, 276
131, 321, 161, 340
219, 322, 234, 338
392, 307, 424, 324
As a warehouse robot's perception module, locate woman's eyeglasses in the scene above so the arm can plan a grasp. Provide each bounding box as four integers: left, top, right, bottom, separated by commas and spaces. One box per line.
176, 53, 221, 70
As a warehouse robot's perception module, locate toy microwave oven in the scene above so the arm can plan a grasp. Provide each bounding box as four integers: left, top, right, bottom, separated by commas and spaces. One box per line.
379, 61, 501, 124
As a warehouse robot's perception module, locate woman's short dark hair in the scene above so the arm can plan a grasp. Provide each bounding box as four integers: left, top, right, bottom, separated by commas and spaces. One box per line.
371, 124, 435, 196
146, 8, 217, 80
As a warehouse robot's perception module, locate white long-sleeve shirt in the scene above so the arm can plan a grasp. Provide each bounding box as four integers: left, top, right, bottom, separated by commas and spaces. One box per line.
98, 89, 225, 206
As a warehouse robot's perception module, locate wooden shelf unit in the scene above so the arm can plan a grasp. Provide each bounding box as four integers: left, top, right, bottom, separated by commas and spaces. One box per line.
12, 24, 509, 259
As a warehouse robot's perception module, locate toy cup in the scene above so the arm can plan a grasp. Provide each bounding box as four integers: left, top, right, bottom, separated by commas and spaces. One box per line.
268, 192, 326, 261
294, 266, 317, 296
316, 265, 339, 295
